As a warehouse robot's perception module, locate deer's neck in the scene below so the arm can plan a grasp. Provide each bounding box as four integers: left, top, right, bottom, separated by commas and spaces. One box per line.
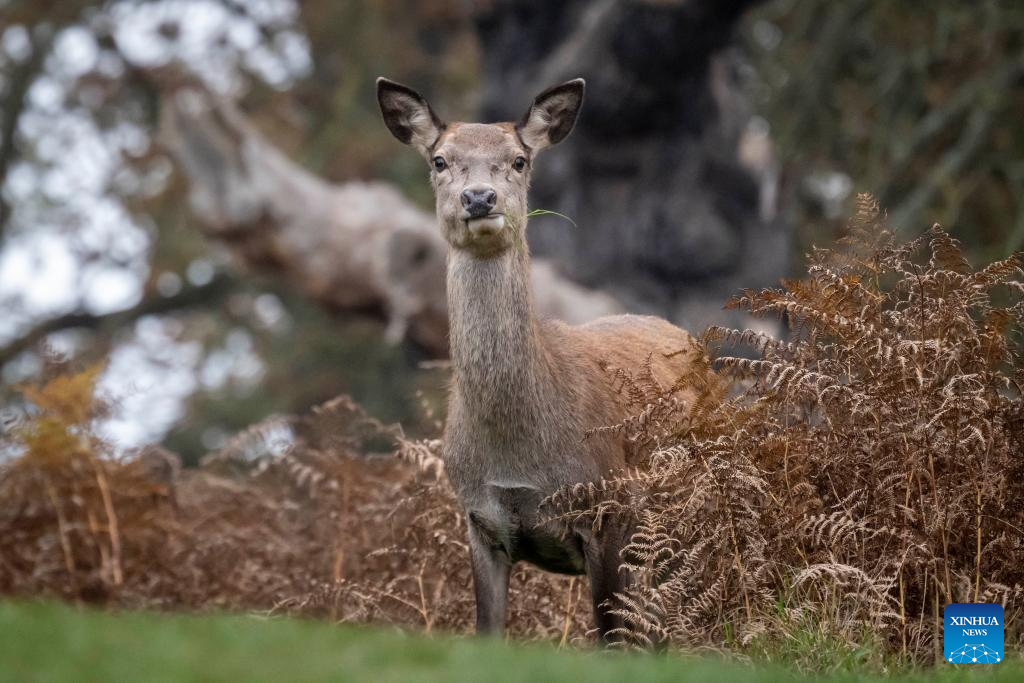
447, 244, 553, 429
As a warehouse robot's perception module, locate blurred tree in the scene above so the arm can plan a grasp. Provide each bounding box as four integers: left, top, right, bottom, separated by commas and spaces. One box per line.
742, 0, 1024, 261
0, 0, 459, 463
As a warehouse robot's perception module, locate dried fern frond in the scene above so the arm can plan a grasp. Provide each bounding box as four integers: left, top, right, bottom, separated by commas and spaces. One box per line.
554, 197, 1023, 663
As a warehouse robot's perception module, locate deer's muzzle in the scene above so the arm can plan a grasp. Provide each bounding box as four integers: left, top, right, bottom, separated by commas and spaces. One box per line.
461, 185, 498, 219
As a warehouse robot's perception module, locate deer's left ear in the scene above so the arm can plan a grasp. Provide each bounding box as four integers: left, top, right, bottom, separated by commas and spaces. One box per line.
377, 77, 445, 157
516, 78, 585, 152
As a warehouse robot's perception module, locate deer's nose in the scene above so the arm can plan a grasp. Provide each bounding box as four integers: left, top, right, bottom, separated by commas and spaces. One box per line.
461, 185, 497, 219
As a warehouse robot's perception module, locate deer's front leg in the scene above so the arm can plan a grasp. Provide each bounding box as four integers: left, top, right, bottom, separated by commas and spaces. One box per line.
468, 523, 511, 636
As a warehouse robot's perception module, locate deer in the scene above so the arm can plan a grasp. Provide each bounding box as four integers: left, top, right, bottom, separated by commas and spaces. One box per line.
377, 76, 702, 642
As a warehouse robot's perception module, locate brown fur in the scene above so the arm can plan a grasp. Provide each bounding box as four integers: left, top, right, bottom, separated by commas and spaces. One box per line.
377, 77, 701, 642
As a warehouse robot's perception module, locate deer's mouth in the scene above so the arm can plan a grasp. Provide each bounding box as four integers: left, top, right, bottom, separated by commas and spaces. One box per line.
466, 214, 505, 237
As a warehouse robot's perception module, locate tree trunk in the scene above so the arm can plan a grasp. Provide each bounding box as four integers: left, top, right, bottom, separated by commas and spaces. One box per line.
475, 0, 787, 331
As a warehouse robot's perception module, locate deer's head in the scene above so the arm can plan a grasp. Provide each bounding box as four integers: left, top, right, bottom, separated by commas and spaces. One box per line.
377, 78, 584, 257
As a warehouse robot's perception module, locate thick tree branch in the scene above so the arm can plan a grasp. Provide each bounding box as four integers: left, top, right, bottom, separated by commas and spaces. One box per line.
0, 275, 237, 366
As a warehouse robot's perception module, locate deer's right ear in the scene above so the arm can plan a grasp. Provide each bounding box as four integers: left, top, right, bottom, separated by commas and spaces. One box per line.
377, 78, 445, 157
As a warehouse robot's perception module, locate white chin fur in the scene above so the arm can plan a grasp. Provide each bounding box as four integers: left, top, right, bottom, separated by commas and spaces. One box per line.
467, 214, 505, 236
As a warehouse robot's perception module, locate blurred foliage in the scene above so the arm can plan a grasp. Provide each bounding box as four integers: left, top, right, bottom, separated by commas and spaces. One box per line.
161, 290, 447, 466
743, 0, 1024, 262
16, 364, 105, 462
2, 364, 170, 596
0, 0, 473, 461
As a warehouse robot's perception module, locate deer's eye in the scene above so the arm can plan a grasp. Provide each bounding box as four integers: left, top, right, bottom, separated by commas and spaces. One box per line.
432, 156, 447, 172
512, 156, 527, 172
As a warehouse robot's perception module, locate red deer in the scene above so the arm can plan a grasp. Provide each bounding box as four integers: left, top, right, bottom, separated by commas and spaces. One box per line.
377, 77, 700, 642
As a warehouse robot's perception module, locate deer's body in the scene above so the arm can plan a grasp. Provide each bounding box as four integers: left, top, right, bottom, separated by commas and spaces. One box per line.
377, 78, 699, 641
446, 244, 693, 570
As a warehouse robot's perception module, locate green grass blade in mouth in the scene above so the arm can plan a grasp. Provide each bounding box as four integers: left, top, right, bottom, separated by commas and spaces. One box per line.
526, 209, 578, 228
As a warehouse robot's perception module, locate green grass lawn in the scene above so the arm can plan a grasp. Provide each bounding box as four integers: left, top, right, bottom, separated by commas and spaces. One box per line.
0, 600, 1018, 683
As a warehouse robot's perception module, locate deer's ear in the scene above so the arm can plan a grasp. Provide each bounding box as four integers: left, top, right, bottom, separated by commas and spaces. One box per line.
377, 78, 445, 156
516, 78, 585, 152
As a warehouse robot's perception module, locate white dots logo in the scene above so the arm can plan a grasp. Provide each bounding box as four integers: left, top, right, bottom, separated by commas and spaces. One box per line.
947, 644, 1001, 664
